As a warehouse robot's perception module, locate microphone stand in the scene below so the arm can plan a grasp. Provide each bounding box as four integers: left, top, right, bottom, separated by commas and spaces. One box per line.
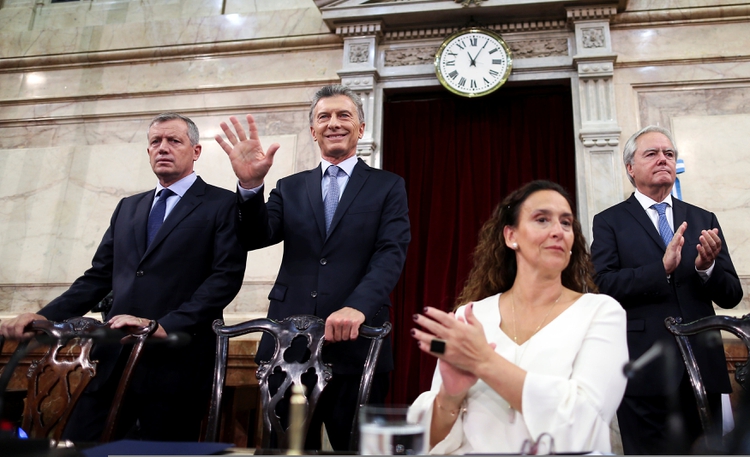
622, 340, 689, 454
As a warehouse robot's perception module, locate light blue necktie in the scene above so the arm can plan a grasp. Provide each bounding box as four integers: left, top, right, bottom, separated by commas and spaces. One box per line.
324, 166, 344, 233
147, 189, 174, 246
652, 202, 673, 248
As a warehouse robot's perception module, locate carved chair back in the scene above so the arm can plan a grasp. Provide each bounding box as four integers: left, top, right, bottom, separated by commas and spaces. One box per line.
16, 317, 155, 442
665, 314, 750, 443
205, 314, 391, 451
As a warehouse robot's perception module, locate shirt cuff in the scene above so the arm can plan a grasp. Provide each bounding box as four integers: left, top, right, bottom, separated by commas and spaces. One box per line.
696, 261, 715, 282
237, 181, 263, 201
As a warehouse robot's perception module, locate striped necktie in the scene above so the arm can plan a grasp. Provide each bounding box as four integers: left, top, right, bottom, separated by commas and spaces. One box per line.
324, 166, 344, 233
652, 202, 673, 247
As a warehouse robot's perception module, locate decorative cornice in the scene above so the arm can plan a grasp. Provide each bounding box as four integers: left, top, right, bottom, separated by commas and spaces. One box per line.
566, 5, 618, 22
383, 20, 567, 41
612, 4, 750, 27
336, 22, 383, 38
383, 37, 568, 67
0, 34, 342, 72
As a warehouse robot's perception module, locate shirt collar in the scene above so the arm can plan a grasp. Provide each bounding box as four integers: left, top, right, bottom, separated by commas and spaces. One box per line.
634, 188, 673, 211
155, 172, 197, 198
320, 155, 358, 177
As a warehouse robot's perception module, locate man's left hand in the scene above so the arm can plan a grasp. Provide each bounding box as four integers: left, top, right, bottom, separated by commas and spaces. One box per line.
695, 228, 722, 271
109, 314, 167, 338
325, 307, 365, 342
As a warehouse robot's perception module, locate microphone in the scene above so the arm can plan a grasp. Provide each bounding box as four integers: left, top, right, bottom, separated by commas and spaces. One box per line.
623, 340, 665, 379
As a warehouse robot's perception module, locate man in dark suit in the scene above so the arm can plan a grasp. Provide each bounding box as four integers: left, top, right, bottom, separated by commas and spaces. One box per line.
215, 84, 410, 450
0, 113, 247, 441
591, 125, 743, 453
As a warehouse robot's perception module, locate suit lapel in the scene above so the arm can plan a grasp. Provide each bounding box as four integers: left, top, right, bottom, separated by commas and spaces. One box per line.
672, 198, 687, 231
143, 177, 205, 259
623, 193, 666, 251
306, 167, 327, 239
134, 192, 153, 257
326, 159, 369, 240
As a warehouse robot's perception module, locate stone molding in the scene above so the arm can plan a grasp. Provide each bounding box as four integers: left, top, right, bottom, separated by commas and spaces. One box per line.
579, 131, 620, 148
335, 22, 383, 38
576, 59, 615, 78
612, 4, 750, 27
566, 5, 618, 22
0, 34, 342, 71
383, 37, 569, 67
382, 20, 566, 41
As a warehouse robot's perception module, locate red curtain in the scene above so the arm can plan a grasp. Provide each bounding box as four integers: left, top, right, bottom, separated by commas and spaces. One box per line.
382, 84, 577, 404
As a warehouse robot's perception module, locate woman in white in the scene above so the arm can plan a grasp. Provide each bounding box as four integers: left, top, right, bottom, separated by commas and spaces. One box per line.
410, 180, 628, 454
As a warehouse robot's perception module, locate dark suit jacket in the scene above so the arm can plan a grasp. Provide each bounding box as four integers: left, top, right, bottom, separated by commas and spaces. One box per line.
38, 176, 247, 394
591, 194, 742, 396
239, 159, 410, 375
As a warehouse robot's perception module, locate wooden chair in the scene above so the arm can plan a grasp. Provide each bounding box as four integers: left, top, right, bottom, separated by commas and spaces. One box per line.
3, 316, 155, 442
664, 314, 750, 446
204, 314, 391, 451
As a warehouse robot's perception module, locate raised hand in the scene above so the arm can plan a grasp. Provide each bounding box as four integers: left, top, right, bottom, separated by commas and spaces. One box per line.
215, 114, 280, 189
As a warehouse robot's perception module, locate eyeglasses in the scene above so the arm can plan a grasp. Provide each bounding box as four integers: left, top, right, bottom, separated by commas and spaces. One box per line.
521, 432, 555, 455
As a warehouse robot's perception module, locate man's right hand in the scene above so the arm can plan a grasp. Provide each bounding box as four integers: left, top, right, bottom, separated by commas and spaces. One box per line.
663, 221, 687, 274
215, 114, 280, 190
0, 313, 47, 340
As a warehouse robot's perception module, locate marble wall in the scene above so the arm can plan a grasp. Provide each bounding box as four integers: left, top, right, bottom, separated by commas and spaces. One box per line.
1, 0, 749, 321
0, 0, 340, 322
610, 5, 750, 312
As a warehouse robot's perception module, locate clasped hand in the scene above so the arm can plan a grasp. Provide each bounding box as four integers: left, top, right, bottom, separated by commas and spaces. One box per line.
412, 305, 496, 396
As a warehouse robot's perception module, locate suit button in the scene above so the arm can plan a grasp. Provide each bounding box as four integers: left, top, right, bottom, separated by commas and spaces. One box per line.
136, 270, 144, 277
320, 258, 327, 265
310, 291, 317, 298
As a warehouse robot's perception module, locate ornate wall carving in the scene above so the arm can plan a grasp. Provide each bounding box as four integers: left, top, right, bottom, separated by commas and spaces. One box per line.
349, 43, 370, 63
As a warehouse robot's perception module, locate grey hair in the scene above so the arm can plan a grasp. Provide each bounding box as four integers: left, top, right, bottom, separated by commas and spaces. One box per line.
148, 112, 200, 146
308, 84, 365, 125
622, 125, 678, 186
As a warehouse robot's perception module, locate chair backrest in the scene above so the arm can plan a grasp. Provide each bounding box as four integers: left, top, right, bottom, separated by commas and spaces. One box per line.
664, 314, 750, 441
16, 316, 155, 442
205, 314, 391, 451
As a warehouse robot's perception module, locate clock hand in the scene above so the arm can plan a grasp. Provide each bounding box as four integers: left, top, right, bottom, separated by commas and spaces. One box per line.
467, 50, 479, 67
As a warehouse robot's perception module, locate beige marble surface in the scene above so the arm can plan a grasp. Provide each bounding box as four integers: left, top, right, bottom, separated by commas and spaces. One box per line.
0, 2, 329, 57
672, 114, 750, 275
0, 111, 317, 315
2, 0, 750, 319
612, 21, 750, 64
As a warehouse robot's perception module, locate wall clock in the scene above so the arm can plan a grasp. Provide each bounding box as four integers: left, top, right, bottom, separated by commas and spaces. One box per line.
434, 28, 513, 98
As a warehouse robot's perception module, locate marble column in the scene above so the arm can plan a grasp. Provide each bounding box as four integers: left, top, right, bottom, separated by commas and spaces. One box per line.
335, 22, 382, 167
567, 5, 622, 238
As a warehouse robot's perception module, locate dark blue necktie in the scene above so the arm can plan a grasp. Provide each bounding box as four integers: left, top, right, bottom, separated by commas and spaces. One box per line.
652, 202, 673, 247
147, 189, 174, 246
324, 166, 345, 233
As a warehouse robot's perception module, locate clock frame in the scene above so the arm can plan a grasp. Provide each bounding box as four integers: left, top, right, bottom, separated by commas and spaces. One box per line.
434, 28, 513, 98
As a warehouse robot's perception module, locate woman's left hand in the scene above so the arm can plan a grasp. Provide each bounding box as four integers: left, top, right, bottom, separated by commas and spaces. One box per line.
412, 304, 496, 375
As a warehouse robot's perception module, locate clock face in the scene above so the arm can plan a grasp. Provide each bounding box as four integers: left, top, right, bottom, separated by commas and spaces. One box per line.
435, 28, 512, 98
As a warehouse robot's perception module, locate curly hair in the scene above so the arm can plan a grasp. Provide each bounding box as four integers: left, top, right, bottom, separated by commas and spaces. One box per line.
455, 180, 598, 308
